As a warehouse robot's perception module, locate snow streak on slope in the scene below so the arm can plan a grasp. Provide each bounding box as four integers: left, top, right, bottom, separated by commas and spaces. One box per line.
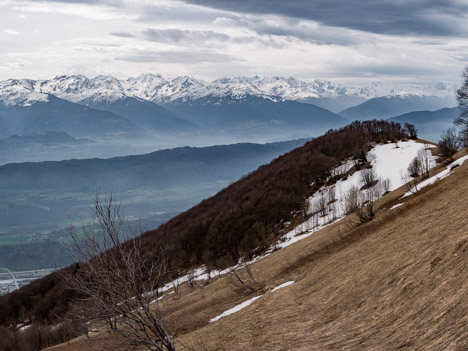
279, 141, 436, 249
209, 296, 262, 323
209, 281, 296, 323
402, 155, 468, 198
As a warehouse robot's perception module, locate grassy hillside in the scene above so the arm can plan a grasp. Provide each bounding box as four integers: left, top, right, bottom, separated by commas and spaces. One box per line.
44, 150, 468, 351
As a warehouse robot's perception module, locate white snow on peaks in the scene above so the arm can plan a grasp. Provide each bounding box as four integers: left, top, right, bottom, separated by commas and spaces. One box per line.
35, 75, 130, 104
0, 80, 49, 107
0, 74, 457, 107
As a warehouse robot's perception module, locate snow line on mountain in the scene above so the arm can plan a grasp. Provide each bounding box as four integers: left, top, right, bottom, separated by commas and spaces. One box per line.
0, 74, 456, 107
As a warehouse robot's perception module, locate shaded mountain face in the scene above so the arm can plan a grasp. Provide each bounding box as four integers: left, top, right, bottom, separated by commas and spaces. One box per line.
80, 95, 199, 133
339, 95, 456, 121
0, 94, 141, 138
387, 107, 460, 141
163, 94, 348, 135
34, 75, 199, 133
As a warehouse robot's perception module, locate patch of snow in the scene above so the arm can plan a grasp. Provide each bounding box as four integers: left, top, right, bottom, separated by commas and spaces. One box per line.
402, 155, 468, 198
271, 281, 295, 292
209, 296, 262, 323
390, 203, 404, 210
278, 141, 436, 249
19, 324, 32, 332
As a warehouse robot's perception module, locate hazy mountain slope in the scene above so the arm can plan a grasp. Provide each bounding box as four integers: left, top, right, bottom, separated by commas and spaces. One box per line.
34, 75, 199, 133
387, 107, 459, 141
0, 93, 141, 137
0, 139, 307, 191
340, 95, 456, 120
81, 96, 199, 132
164, 94, 348, 134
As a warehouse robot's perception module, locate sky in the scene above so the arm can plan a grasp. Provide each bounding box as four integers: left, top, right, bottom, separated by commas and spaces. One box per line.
0, 0, 468, 85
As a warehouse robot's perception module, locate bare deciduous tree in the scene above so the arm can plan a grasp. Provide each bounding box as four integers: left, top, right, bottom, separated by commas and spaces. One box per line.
65, 194, 177, 351
404, 123, 418, 139
456, 65, 468, 147
408, 156, 422, 177
439, 128, 462, 160
344, 185, 360, 215
227, 260, 265, 294
360, 168, 377, 189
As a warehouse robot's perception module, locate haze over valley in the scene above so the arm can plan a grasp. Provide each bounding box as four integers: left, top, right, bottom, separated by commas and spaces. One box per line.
1, 0, 467, 350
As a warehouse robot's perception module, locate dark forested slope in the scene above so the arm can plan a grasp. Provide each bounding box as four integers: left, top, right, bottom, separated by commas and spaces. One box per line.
0, 120, 406, 331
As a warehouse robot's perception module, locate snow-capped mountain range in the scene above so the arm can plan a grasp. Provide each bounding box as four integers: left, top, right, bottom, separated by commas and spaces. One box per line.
0, 74, 457, 108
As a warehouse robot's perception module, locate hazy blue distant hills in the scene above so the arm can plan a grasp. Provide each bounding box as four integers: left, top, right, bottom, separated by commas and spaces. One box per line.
0, 138, 308, 191
299, 96, 367, 113
0, 94, 142, 137
339, 95, 456, 121
80, 96, 200, 133
164, 94, 348, 135
387, 107, 459, 141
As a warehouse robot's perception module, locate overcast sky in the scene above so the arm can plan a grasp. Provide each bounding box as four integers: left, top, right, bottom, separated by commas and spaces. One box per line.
1, 0, 467, 85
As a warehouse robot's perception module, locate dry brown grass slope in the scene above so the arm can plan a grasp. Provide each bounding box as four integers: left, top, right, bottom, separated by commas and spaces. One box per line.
46, 156, 468, 351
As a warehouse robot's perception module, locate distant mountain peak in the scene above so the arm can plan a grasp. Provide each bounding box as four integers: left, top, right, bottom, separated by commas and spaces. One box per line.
0, 80, 49, 107
0, 74, 458, 109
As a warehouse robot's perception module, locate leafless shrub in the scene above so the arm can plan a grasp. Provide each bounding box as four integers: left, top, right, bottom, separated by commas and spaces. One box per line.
228, 261, 265, 294
186, 268, 196, 290
418, 145, 434, 179
315, 192, 327, 217
439, 128, 462, 160
360, 168, 377, 189
65, 193, 178, 351
380, 178, 391, 193
408, 156, 422, 177
401, 171, 419, 194
404, 122, 418, 139
344, 185, 360, 215
367, 151, 377, 164
355, 185, 381, 223
327, 187, 336, 204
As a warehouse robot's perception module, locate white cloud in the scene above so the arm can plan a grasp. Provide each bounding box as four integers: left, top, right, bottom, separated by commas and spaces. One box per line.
0, 0, 465, 85
3, 28, 19, 35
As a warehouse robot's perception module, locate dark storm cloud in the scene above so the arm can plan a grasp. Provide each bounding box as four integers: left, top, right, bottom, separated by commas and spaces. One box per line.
236, 17, 359, 46
182, 0, 468, 37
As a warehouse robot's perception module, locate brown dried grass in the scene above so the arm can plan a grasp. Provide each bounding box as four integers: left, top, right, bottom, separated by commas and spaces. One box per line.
46, 158, 468, 351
